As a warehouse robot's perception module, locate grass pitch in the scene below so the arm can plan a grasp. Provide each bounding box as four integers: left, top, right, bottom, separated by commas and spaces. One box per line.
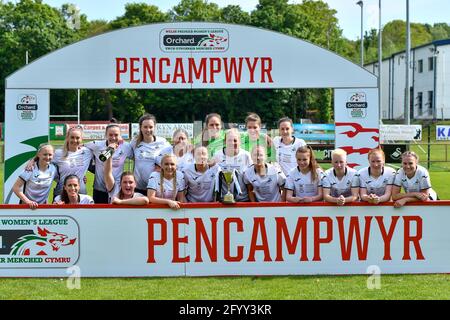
1, 143, 450, 300
0, 275, 449, 300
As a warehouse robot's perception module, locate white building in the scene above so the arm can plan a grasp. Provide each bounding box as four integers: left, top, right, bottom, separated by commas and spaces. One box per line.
365, 39, 450, 120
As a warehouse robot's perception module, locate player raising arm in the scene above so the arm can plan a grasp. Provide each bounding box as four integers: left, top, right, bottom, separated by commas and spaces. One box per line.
104, 143, 149, 206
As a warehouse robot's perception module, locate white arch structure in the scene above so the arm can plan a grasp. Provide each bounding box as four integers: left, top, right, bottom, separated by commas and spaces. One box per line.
4, 22, 379, 203
5, 23, 448, 280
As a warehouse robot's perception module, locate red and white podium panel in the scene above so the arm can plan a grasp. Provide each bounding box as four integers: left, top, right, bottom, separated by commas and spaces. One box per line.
1, 202, 449, 277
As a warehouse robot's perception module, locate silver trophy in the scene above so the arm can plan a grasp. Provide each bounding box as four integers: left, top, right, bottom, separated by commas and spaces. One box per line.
222, 170, 235, 204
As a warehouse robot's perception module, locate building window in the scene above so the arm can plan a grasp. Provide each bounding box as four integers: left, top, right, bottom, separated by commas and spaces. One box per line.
417, 92, 423, 114
429, 57, 434, 71
418, 59, 423, 73
428, 91, 434, 110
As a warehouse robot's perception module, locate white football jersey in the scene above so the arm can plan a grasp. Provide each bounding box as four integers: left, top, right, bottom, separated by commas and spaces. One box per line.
212, 148, 252, 173
85, 140, 134, 192
243, 164, 286, 202
183, 164, 219, 203
322, 167, 360, 198
54, 194, 94, 204
394, 165, 437, 200
131, 137, 170, 190
156, 145, 194, 173
285, 167, 324, 198
110, 191, 145, 203
213, 149, 252, 202
358, 166, 396, 196
147, 171, 185, 200
52, 147, 93, 196
19, 164, 58, 204
272, 136, 307, 176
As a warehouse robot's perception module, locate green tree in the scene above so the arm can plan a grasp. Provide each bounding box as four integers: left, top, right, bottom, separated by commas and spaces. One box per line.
0, 0, 80, 121
427, 23, 450, 41
251, 0, 290, 32
169, 0, 221, 22
220, 5, 251, 25
249, 0, 342, 124
314, 89, 332, 123
81, 3, 169, 121
357, 20, 441, 64
110, 3, 167, 29
79, 19, 110, 38
381, 20, 433, 60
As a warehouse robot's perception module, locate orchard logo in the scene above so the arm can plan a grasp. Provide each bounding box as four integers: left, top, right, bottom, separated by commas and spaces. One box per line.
346, 92, 368, 118
160, 28, 229, 52
16, 94, 38, 121
0, 216, 80, 268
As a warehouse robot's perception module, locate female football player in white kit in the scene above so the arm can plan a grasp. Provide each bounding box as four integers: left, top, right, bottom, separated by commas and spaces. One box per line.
285, 145, 323, 203
183, 146, 220, 203
322, 149, 360, 206
13, 144, 58, 209
272, 117, 306, 176
53, 175, 94, 205
243, 146, 286, 202
52, 126, 93, 198
103, 144, 149, 206
212, 128, 252, 202
85, 121, 133, 203
131, 114, 170, 195
392, 151, 437, 208
358, 148, 396, 204
156, 128, 194, 173
147, 154, 186, 210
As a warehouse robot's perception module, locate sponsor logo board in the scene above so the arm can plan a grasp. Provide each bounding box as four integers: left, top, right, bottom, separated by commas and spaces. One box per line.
160, 28, 229, 52
16, 95, 38, 121
0, 216, 79, 268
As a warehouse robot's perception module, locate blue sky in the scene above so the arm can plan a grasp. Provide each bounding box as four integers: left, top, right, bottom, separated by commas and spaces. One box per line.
37, 0, 450, 40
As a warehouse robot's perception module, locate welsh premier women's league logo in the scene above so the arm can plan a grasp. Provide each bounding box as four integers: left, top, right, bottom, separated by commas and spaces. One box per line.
0, 216, 79, 269
160, 28, 229, 52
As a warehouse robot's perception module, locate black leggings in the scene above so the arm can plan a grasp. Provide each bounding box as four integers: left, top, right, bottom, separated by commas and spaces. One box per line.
93, 189, 109, 204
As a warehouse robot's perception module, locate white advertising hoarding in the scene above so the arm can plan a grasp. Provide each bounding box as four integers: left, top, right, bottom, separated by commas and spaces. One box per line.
380, 125, 422, 142
67, 123, 130, 140
1, 204, 449, 277
4, 90, 50, 204
436, 126, 450, 141
131, 123, 194, 140
334, 89, 380, 170
0, 208, 185, 277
